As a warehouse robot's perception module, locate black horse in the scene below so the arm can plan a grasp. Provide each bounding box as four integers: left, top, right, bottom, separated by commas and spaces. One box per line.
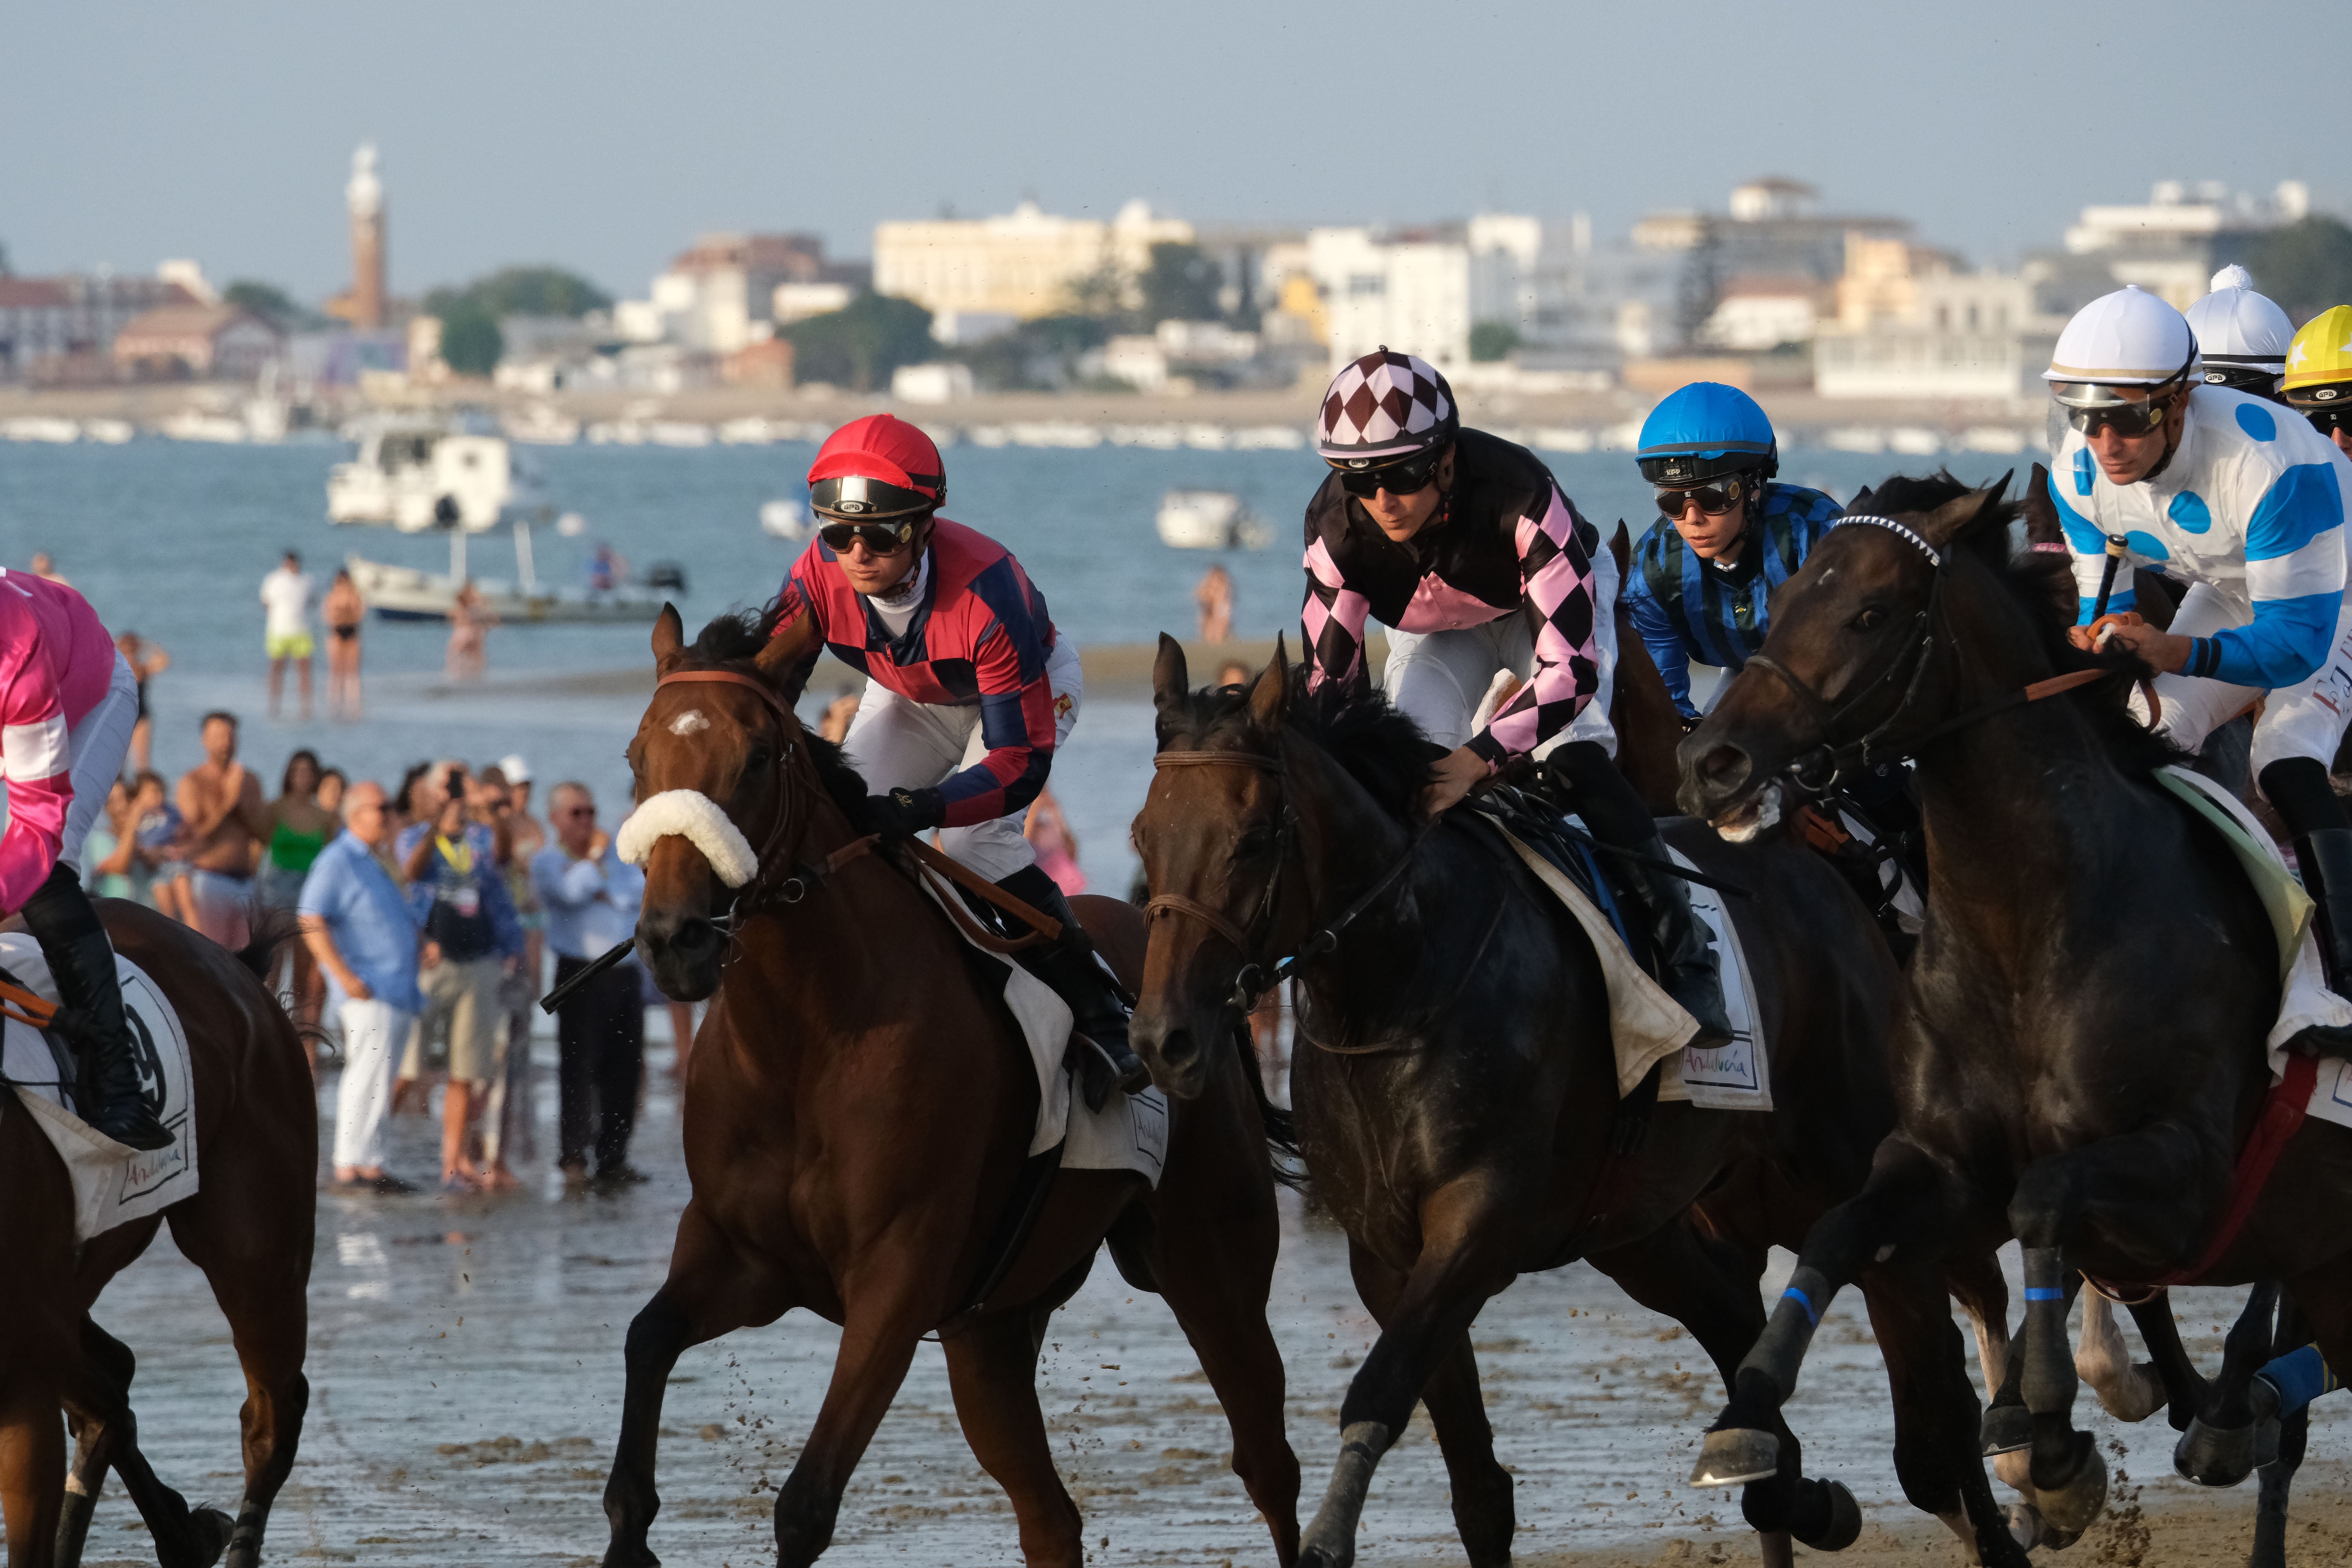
1679, 472, 2352, 1560
1131, 634, 2021, 1568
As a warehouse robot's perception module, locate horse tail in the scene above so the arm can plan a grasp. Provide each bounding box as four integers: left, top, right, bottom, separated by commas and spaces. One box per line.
1231, 1016, 1308, 1191
234, 906, 302, 984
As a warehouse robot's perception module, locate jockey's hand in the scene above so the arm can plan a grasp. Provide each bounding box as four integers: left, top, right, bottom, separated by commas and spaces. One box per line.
865, 788, 937, 845
1420, 746, 1491, 817
2094, 619, 2192, 675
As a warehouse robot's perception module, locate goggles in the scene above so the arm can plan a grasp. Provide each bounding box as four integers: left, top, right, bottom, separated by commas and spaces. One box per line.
1656, 476, 1747, 520
2307, 406, 2352, 439
2061, 390, 2182, 439
819, 520, 917, 556
1332, 445, 1446, 499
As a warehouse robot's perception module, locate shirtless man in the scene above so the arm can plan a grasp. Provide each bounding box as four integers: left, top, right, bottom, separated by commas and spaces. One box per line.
175, 710, 270, 947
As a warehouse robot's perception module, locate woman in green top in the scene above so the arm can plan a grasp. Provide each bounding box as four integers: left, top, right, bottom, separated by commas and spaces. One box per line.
262, 750, 337, 1041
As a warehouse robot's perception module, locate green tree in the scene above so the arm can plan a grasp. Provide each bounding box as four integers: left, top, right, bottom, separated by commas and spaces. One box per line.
2243, 217, 2352, 321
950, 313, 1109, 391
222, 279, 320, 330
437, 299, 504, 376
782, 292, 937, 392
1469, 320, 1521, 363
465, 266, 612, 318
1062, 259, 1131, 326
1138, 241, 1222, 326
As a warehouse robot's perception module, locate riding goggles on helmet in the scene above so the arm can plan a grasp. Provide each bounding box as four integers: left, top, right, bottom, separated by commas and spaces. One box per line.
1655, 476, 1747, 519
2051, 344, 2196, 437
1331, 444, 1446, 499
2060, 390, 2183, 439
818, 520, 917, 555
810, 471, 939, 522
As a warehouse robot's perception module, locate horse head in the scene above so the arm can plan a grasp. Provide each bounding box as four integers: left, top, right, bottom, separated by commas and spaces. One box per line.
1130, 634, 1299, 1099
1678, 475, 2014, 837
625, 602, 821, 1000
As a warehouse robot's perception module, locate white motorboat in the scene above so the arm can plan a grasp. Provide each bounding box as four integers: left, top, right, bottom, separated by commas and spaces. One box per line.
1156, 489, 1271, 551
328, 416, 534, 531
347, 520, 671, 625
759, 499, 810, 540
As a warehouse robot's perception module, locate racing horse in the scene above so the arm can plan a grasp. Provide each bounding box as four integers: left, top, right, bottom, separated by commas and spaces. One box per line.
600, 604, 1300, 1568
5, 906, 315, 1568
1679, 472, 2352, 1560
1132, 635, 2022, 1568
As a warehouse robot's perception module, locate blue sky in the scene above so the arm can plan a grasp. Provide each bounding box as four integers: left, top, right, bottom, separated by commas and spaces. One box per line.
3, 0, 2336, 302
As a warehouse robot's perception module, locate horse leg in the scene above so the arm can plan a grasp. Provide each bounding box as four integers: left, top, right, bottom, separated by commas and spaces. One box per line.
2078, 1289, 2168, 1423
55, 1318, 233, 1568
2174, 1282, 2283, 1488
605, 1204, 783, 1568
1295, 1179, 1519, 1568
943, 1308, 1083, 1567
1346, 1239, 1508, 1568
0, 1359, 66, 1568
770, 1281, 937, 1568
2123, 1290, 2212, 1429
2250, 1298, 2312, 1568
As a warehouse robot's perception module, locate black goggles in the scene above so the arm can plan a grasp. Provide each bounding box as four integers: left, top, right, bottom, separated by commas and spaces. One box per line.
2063, 384, 2186, 439
819, 520, 916, 555
2306, 406, 2352, 439
1655, 476, 1747, 519
1332, 446, 1444, 498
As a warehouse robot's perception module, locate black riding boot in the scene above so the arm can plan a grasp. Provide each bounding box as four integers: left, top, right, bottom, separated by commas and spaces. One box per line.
1547, 741, 1734, 1050
20, 862, 173, 1151
2260, 758, 2352, 1056
990, 864, 1151, 1112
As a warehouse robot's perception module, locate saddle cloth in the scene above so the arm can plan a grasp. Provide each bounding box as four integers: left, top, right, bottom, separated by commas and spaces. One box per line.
2154, 766, 2352, 1133
0, 932, 198, 1240
919, 880, 1170, 1185
1494, 823, 1773, 1112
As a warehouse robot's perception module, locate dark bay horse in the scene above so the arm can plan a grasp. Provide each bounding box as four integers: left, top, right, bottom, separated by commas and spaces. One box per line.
1132, 635, 2019, 1568
602, 605, 1300, 1568
5, 905, 315, 1568
1679, 473, 2352, 1560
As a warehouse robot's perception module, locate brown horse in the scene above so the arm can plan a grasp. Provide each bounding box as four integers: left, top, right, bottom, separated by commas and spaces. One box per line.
600, 604, 1300, 1568
4, 904, 315, 1568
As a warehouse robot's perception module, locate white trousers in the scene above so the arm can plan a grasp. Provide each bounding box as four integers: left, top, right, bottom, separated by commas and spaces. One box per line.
333, 998, 410, 1170
841, 635, 1083, 884
1380, 546, 1621, 759
2130, 583, 2352, 778
3, 652, 140, 872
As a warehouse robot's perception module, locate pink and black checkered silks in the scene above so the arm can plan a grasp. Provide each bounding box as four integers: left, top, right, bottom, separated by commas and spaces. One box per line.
1317, 349, 1457, 461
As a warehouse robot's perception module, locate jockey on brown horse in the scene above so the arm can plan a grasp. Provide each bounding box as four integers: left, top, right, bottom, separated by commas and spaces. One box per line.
758, 414, 1145, 1107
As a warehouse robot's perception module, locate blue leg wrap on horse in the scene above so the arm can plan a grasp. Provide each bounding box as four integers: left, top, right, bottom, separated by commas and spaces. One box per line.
2256, 1344, 2341, 1418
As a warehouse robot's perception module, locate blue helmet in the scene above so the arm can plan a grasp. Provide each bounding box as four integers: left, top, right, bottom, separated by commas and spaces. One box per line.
1635, 383, 1778, 486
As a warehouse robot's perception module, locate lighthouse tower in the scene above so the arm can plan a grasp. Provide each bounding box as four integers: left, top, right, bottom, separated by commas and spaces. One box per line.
347, 144, 386, 330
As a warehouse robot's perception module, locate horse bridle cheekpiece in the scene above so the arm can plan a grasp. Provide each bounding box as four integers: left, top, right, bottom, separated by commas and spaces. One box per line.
640, 669, 815, 916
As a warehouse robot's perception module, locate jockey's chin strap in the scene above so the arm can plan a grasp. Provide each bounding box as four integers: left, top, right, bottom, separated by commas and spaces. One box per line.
1739, 515, 2113, 790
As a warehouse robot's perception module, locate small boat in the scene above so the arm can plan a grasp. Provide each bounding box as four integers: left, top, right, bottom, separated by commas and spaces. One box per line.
329, 417, 534, 531
347, 519, 668, 625
1156, 490, 1271, 551
760, 499, 810, 541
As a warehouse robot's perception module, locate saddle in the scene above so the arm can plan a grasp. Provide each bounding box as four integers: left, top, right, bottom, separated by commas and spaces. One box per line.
1469, 784, 1653, 974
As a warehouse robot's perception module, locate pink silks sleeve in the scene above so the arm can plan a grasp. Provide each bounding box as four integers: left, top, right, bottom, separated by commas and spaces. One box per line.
1302, 535, 1373, 693
0, 602, 73, 913
1469, 484, 1603, 769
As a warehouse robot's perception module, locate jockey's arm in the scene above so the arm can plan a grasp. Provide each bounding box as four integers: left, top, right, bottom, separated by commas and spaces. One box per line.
1619, 565, 1700, 721
927, 622, 1058, 831
1466, 487, 1603, 772
1301, 537, 1370, 694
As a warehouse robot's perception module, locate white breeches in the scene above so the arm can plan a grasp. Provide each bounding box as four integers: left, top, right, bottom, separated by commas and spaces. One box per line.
2130, 583, 2352, 778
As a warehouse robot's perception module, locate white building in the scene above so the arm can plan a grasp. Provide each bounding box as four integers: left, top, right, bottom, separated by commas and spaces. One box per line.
874, 199, 1193, 320
1814, 271, 2064, 401
1308, 227, 1473, 371
614, 233, 863, 352
2061, 180, 2311, 309
1702, 277, 1824, 351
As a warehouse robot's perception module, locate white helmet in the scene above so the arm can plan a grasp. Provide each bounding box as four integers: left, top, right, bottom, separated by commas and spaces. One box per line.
2046, 285, 2199, 408
2185, 264, 2293, 394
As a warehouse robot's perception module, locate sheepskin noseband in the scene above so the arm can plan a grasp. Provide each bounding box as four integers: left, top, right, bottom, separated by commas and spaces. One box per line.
617, 789, 760, 888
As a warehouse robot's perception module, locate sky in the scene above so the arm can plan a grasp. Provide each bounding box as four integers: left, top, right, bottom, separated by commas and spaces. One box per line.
3, 0, 2339, 304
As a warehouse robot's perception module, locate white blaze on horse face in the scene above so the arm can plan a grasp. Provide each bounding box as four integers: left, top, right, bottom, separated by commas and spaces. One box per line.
668, 709, 710, 737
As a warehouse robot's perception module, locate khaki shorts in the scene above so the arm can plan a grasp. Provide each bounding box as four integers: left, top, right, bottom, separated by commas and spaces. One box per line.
402, 955, 506, 1083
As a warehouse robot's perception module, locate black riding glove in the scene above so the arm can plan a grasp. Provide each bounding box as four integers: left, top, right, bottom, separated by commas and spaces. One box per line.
864, 787, 942, 845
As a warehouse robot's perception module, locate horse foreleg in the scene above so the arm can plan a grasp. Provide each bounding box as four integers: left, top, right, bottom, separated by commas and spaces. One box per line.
0, 1361, 67, 1568
2250, 1298, 2312, 1568
943, 1307, 1082, 1567
1297, 1180, 1518, 1568
2076, 1288, 2167, 1423
2123, 1290, 2212, 1429
2173, 1282, 2284, 1488
772, 1285, 935, 1568
169, 1220, 310, 1568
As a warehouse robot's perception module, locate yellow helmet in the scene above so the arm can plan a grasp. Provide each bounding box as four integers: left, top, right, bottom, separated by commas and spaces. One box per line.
2283, 304, 2352, 407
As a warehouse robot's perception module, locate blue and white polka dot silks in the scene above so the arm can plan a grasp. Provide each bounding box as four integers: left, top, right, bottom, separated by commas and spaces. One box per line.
2050, 385, 2352, 688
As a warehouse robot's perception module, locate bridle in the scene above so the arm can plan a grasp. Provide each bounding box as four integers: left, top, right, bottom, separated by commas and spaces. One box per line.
1739, 513, 2109, 790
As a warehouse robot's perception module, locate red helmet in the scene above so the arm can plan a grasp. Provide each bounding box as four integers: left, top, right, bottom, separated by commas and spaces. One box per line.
807, 414, 945, 521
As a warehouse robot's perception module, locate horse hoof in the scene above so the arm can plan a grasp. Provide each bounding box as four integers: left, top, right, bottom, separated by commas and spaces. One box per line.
2174, 1414, 2263, 1488
1689, 1427, 1780, 1488
2006, 1502, 2044, 1551
186, 1507, 236, 1568
1979, 1401, 2032, 1456
1795, 1479, 1862, 1552
1297, 1542, 1354, 1568
2035, 1435, 2108, 1535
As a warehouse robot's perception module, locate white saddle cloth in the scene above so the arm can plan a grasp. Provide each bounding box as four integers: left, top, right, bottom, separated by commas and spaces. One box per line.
1495, 823, 1773, 1113
0, 931, 198, 1240
921, 882, 1170, 1185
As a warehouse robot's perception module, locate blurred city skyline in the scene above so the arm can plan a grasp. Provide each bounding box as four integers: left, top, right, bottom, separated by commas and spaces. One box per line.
5, 0, 2341, 302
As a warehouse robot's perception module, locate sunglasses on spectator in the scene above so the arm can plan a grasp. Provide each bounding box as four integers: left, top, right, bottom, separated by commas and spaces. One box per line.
819, 521, 916, 555
1656, 478, 1748, 519
1331, 447, 1445, 499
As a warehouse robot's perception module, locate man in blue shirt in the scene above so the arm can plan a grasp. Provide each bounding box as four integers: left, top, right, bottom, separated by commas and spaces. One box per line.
298, 781, 424, 1192
531, 781, 649, 1189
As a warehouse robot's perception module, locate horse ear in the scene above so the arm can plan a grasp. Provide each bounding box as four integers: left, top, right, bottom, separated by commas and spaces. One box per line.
1610, 521, 1631, 577
1152, 632, 1190, 712
1917, 487, 2000, 548
1247, 634, 1290, 731
652, 603, 685, 669
2020, 462, 2061, 545
1849, 484, 1877, 514
754, 605, 819, 682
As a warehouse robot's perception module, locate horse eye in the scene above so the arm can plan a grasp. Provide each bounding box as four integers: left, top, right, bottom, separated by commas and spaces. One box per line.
1236, 825, 1274, 857
1850, 607, 1886, 633
747, 748, 773, 771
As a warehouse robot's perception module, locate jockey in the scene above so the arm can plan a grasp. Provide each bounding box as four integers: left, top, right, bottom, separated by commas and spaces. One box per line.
1303, 347, 1731, 1045
2184, 265, 2295, 403
767, 415, 1146, 1106
0, 572, 172, 1150
2046, 286, 2352, 1011
2285, 303, 2352, 462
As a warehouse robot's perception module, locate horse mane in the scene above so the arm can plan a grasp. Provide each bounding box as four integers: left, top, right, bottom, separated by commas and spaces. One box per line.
1867, 469, 2183, 778
686, 605, 875, 830
1158, 666, 1438, 822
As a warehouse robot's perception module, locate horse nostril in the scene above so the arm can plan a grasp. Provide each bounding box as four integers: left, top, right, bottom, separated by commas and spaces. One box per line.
1160, 1029, 1197, 1070
672, 917, 718, 957
1698, 744, 1752, 792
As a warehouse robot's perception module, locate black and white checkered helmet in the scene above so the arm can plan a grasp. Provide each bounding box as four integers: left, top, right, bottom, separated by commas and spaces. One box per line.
1316, 347, 1458, 464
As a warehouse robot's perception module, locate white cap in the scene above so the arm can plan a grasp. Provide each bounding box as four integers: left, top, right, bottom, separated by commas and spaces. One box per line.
497, 753, 531, 785
2046, 285, 2199, 388
2185, 265, 2293, 372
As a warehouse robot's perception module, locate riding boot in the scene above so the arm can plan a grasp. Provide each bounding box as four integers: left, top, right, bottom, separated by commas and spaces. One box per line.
20, 862, 173, 1151
2258, 757, 2352, 1057
1546, 741, 1734, 1050
989, 864, 1151, 1112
